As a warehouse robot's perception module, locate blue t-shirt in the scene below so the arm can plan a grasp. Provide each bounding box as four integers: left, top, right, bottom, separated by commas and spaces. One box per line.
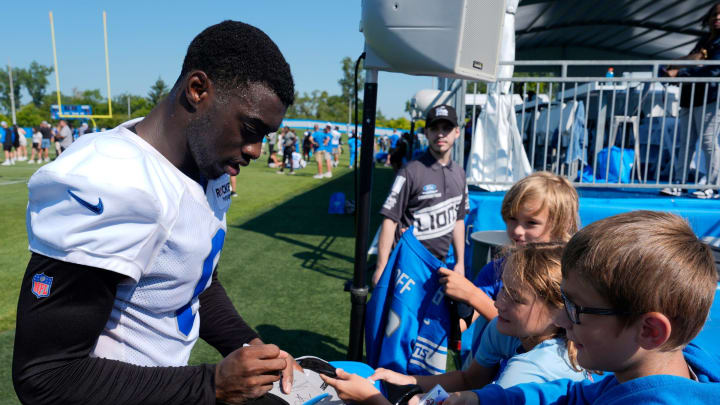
312, 131, 330, 152
389, 133, 400, 149
473, 342, 720, 404
474, 318, 586, 388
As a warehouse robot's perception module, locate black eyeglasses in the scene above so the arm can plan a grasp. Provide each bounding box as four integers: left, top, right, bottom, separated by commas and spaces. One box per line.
561, 290, 630, 325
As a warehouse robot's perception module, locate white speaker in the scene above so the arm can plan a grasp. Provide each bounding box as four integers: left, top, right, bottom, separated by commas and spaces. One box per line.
361, 0, 505, 82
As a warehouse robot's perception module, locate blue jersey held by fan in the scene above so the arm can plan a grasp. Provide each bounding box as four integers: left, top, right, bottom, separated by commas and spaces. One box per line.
366, 227, 450, 375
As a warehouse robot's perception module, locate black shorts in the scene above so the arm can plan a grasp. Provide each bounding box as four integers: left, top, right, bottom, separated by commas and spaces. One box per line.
32, 142, 40, 149
3, 143, 12, 152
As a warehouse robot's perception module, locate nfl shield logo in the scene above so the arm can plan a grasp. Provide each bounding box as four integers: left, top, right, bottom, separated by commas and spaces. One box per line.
32, 273, 53, 298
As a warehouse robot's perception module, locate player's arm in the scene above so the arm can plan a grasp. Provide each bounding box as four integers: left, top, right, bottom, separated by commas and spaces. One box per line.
13, 253, 218, 404
372, 217, 398, 287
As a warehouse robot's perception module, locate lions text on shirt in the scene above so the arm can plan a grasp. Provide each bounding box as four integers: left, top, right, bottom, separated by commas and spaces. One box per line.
26, 118, 232, 367
380, 151, 469, 260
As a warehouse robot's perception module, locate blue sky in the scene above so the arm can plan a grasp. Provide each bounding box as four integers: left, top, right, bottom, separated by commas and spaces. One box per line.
1, 0, 433, 119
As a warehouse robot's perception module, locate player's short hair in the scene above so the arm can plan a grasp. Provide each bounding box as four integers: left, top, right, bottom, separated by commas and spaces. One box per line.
562, 210, 717, 350
501, 172, 580, 241
180, 20, 294, 107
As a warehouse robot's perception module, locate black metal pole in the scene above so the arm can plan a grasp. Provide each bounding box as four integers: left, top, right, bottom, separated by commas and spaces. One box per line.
347, 69, 378, 361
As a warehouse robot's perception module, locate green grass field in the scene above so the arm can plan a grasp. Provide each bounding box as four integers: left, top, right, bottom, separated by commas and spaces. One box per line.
0, 145, 395, 404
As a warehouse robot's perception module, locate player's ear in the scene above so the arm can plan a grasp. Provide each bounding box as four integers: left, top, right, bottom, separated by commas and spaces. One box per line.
184, 70, 212, 109
637, 312, 672, 350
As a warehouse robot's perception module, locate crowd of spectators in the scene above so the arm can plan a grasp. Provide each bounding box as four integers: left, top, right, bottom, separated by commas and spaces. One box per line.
1, 119, 93, 166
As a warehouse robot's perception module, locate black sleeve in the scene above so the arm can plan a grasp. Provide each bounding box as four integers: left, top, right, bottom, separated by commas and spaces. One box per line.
12, 253, 216, 405
199, 270, 260, 356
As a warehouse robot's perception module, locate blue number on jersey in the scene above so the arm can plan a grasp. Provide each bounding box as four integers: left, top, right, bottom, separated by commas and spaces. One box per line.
176, 229, 226, 336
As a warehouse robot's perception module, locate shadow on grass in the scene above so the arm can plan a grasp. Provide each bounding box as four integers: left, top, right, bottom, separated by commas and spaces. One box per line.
256, 324, 347, 361
232, 168, 395, 280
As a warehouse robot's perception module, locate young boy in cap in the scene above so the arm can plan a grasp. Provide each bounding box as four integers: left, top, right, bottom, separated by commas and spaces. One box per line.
323, 210, 720, 405
372, 104, 468, 285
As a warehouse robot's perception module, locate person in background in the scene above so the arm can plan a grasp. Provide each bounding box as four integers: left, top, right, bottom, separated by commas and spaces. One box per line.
29, 127, 43, 164
266, 130, 279, 167
1, 121, 14, 165
372, 105, 468, 286
348, 130, 360, 169
661, 1, 720, 199
39, 121, 52, 162
312, 123, 333, 179
331, 125, 341, 167
55, 120, 73, 155
77, 122, 90, 137
278, 126, 297, 175
302, 129, 313, 161
16, 125, 28, 161
385, 128, 400, 166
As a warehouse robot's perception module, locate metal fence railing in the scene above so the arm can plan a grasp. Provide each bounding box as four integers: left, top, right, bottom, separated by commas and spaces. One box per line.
466, 60, 720, 191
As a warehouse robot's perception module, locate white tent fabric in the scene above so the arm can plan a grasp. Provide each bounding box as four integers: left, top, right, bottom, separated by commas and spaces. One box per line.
489, 0, 518, 95
467, 93, 532, 191
467, 0, 528, 191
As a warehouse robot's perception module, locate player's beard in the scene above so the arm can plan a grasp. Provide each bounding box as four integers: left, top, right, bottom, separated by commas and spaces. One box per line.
185, 110, 223, 180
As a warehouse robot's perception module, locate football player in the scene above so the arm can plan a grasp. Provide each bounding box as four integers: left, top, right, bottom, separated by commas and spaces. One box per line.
14, 21, 297, 404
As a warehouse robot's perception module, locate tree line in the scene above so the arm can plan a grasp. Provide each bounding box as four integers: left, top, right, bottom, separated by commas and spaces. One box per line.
0, 57, 417, 131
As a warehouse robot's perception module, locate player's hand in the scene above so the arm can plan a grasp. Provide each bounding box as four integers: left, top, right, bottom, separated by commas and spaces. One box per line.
443, 390, 479, 405
215, 344, 287, 404
320, 368, 383, 403
370, 367, 417, 386
438, 267, 476, 304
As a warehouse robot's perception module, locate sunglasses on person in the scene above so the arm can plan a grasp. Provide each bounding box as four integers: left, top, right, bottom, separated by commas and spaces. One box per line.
561, 290, 630, 325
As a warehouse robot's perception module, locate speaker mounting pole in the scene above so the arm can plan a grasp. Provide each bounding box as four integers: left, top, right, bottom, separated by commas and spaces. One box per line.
347, 68, 378, 361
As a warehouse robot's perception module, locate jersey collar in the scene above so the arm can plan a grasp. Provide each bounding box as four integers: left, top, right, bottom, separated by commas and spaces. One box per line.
420, 150, 456, 172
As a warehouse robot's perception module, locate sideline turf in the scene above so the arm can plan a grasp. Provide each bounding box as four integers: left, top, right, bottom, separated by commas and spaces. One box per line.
0, 146, 394, 403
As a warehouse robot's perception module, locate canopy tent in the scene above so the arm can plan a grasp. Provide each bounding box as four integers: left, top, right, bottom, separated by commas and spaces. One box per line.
467, 0, 716, 189
515, 0, 712, 61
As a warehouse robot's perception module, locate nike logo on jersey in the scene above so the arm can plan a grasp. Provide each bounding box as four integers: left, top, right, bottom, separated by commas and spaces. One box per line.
67, 189, 104, 214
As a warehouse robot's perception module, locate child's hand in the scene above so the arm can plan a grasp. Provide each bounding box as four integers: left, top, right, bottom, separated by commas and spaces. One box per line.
443, 391, 479, 405
438, 267, 476, 304
370, 367, 417, 386
320, 368, 383, 404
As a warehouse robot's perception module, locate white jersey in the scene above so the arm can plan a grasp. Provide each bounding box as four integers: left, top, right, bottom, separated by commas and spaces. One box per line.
26, 118, 232, 367
331, 130, 341, 146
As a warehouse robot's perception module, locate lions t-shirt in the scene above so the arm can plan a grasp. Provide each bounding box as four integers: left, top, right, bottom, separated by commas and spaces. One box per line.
380, 151, 469, 260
